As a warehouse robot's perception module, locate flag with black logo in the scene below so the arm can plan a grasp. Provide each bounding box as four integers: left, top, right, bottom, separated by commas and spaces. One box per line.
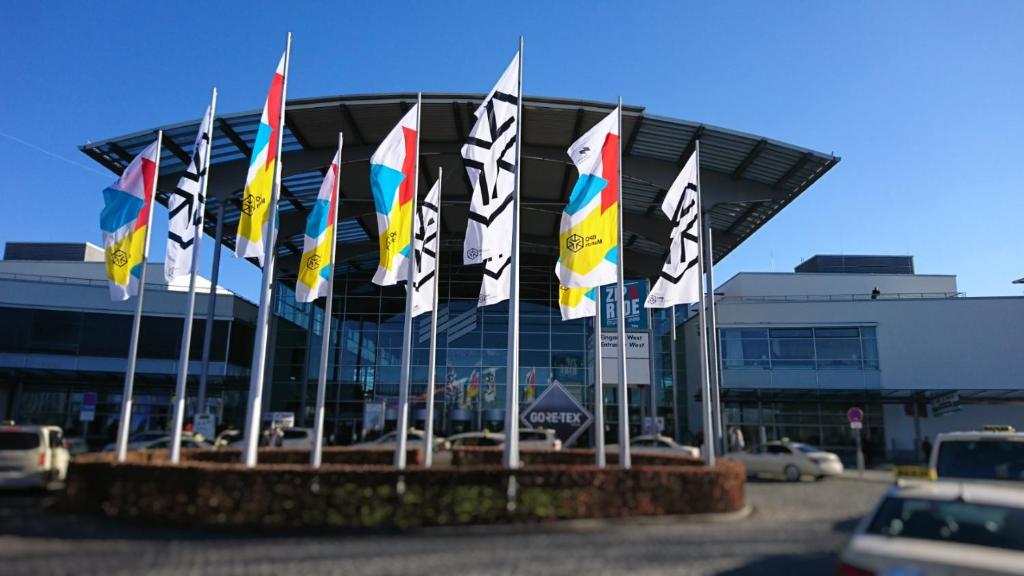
165, 104, 213, 283
410, 177, 440, 317
462, 51, 519, 307
645, 151, 700, 308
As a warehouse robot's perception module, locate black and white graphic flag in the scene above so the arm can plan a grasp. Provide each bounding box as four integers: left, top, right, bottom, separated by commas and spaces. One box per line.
410, 177, 440, 318
645, 151, 701, 308
165, 105, 213, 283
461, 51, 520, 307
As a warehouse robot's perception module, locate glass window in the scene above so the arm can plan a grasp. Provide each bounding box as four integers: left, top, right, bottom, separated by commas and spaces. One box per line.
814, 327, 860, 338
0, 431, 41, 450
936, 440, 1024, 482
770, 339, 815, 360
866, 497, 1024, 551
30, 309, 82, 354
769, 328, 813, 339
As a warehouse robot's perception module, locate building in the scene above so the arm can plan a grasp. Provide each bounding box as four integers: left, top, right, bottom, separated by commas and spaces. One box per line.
0, 242, 259, 446
78, 93, 838, 445
684, 255, 1024, 462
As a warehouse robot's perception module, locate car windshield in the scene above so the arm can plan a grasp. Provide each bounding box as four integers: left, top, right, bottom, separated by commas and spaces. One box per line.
0, 431, 41, 450
936, 440, 1024, 482
866, 496, 1024, 551
791, 443, 820, 454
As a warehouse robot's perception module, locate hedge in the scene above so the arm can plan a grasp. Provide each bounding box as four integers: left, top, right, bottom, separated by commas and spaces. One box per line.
451, 447, 704, 468
63, 450, 744, 530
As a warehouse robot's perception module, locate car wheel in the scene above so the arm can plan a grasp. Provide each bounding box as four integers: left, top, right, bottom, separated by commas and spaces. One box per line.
814, 475, 825, 481
784, 464, 801, 482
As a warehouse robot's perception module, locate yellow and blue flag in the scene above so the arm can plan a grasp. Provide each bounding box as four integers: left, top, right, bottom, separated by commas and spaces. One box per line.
99, 139, 160, 301
295, 144, 342, 303
235, 54, 286, 265
370, 105, 419, 286
555, 107, 619, 290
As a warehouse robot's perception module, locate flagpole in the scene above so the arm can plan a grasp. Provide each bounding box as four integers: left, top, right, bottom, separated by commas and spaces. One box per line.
312, 133, 343, 468
593, 308, 605, 467
198, 201, 225, 414
394, 93, 421, 470
669, 305, 680, 442
115, 131, 163, 462
614, 99, 631, 469
704, 213, 723, 456
693, 140, 715, 467
242, 32, 291, 467
503, 36, 524, 470
169, 89, 217, 464
423, 167, 442, 468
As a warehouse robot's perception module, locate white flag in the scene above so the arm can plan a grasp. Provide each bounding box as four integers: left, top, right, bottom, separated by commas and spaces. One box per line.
462, 52, 520, 307
165, 105, 213, 283
410, 178, 440, 317
645, 152, 701, 309
558, 285, 597, 321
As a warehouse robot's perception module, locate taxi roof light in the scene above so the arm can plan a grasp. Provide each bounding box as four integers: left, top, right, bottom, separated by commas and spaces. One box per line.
982, 425, 1016, 433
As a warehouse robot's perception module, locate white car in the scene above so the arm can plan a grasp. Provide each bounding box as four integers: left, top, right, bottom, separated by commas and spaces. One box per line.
103, 432, 214, 452
446, 431, 504, 448
838, 480, 1024, 575
446, 429, 563, 450
727, 440, 843, 481
608, 435, 701, 459
930, 426, 1024, 483
357, 429, 448, 452
0, 424, 70, 489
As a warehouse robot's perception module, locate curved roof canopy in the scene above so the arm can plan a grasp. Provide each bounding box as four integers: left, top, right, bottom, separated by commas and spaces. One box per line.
81, 93, 838, 285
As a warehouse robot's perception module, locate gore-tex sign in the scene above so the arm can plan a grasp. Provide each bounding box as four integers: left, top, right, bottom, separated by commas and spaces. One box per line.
521, 382, 593, 447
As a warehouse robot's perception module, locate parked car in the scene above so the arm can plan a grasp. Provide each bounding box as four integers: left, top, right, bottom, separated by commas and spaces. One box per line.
930, 426, 1024, 483
607, 435, 701, 459
356, 428, 448, 452
446, 431, 504, 448
61, 436, 90, 456
838, 480, 1024, 575
103, 432, 214, 452
727, 440, 843, 481
0, 424, 70, 489
519, 428, 562, 451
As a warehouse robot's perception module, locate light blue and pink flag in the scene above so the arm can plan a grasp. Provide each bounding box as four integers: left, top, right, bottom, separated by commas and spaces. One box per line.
370, 105, 419, 286
99, 139, 160, 301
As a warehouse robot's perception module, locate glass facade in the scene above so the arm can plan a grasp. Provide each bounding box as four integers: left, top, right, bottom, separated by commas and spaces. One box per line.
268, 263, 681, 446
720, 326, 879, 371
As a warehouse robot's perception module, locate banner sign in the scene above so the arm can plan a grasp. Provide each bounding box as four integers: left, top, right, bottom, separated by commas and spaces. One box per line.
601, 280, 650, 330
79, 391, 97, 422
930, 391, 962, 417
520, 382, 592, 447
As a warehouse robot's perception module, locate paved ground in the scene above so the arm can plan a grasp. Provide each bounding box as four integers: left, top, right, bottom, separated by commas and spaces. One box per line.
0, 473, 889, 576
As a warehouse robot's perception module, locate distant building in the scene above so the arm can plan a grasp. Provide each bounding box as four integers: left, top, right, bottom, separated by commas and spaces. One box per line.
684, 256, 1024, 463
0, 242, 258, 447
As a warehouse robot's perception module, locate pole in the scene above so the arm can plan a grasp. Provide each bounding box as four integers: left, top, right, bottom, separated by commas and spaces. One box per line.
242, 32, 291, 467
854, 427, 864, 479
614, 99, 631, 469
198, 201, 225, 412
704, 211, 723, 455
298, 304, 315, 426
170, 89, 218, 464
694, 140, 715, 467
423, 167, 442, 468
593, 310, 605, 467
503, 37, 524, 470
394, 93, 421, 470
311, 133, 343, 468
115, 131, 162, 462
670, 305, 679, 441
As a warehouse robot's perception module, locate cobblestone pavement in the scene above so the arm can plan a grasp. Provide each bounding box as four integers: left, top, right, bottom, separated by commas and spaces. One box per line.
0, 476, 889, 576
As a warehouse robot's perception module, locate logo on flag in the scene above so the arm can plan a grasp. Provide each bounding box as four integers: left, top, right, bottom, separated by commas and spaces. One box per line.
370, 105, 419, 287
555, 107, 620, 289
558, 285, 597, 321
165, 104, 214, 283
462, 52, 520, 307
99, 139, 160, 301
235, 54, 286, 266
645, 152, 701, 309
296, 145, 342, 303
410, 177, 440, 317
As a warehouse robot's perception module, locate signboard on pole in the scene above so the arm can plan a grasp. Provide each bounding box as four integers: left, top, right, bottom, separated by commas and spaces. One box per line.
79, 392, 97, 422
193, 413, 216, 441
847, 407, 864, 424
601, 280, 649, 330
930, 391, 962, 417
520, 381, 592, 447
600, 331, 651, 384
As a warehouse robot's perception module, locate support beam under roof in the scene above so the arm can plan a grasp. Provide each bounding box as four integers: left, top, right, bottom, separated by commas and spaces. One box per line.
732, 138, 768, 180
218, 118, 252, 157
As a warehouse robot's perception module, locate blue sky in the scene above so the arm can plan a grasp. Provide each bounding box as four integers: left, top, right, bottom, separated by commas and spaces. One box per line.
1, 1, 1021, 301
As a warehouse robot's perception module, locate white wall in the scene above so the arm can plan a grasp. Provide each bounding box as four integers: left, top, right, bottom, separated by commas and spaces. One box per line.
715, 296, 1024, 391
883, 403, 1024, 454
718, 272, 957, 299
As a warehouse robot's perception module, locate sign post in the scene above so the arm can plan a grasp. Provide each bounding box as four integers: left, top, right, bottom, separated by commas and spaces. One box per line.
520, 382, 593, 447
847, 407, 865, 478
79, 392, 97, 423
